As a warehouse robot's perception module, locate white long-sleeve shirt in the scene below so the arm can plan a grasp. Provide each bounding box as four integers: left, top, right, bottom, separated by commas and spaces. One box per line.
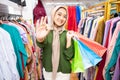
0, 28, 20, 80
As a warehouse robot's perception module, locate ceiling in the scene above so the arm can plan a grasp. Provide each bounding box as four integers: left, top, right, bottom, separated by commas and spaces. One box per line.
42, 0, 107, 8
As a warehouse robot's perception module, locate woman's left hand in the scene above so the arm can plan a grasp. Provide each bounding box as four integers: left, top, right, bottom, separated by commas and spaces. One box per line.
66, 31, 74, 48
67, 31, 74, 41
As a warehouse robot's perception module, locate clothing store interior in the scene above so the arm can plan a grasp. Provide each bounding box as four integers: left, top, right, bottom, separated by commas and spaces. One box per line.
0, 0, 120, 80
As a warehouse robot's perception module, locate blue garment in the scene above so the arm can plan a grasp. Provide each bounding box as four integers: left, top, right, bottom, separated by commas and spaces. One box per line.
0, 24, 28, 78
76, 6, 81, 25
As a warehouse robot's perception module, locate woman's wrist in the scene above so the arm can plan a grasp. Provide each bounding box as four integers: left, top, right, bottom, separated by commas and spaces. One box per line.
66, 39, 71, 48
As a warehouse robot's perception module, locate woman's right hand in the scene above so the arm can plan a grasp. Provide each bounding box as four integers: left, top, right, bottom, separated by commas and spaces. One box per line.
36, 16, 50, 42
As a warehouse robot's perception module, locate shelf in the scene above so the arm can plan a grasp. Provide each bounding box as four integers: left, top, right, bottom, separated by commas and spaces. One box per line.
110, 1, 120, 4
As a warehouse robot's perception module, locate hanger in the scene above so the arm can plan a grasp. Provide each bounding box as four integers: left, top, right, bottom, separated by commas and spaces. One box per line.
118, 12, 120, 16
114, 13, 118, 17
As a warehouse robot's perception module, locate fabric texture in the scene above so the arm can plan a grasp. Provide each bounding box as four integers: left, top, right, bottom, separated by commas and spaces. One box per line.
0, 24, 28, 78
33, 0, 46, 24
67, 6, 77, 32
102, 19, 112, 46
94, 16, 105, 44
0, 28, 20, 80
105, 27, 120, 80
43, 68, 70, 80
50, 6, 68, 80
52, 27, 65, 80
76, 6, 81, 25
112, 53, 120, 80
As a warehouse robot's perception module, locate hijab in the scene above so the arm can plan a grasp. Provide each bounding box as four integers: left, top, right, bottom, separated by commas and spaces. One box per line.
51, 6, 67, 80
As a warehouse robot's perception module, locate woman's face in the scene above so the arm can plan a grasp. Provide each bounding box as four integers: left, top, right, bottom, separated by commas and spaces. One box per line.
53, 8, 67, 27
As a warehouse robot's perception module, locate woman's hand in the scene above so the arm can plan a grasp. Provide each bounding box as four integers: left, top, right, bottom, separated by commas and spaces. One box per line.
66, 31, 74, 48
36, 16, 50, 42
67, 31, 74, 41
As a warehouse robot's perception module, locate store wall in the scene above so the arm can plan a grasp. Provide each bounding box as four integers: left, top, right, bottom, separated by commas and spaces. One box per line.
42, 1, 55, 25
22, 0, 36, 20
0, 0, 36, 24
0, 0, 22, 15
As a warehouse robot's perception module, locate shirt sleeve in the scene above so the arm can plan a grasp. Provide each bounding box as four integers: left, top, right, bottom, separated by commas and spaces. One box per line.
64, 39, 74, 60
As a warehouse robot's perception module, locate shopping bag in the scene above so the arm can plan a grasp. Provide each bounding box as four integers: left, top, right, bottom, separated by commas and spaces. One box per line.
76, 38, 93, 69
77, 39, 102, 66
71, 39, 85, 73
75, 33, 106, 57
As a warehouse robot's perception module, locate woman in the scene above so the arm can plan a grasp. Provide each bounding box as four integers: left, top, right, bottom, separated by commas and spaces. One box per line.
36, 6, 74, 80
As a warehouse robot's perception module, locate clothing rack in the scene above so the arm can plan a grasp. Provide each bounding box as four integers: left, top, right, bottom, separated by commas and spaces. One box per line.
0, 13, 22, 21
0, 3, 22, 18
82, 0, 120, 21
0, 3, 22, 21
105, 0, 120, 20
82, 2, 105, 18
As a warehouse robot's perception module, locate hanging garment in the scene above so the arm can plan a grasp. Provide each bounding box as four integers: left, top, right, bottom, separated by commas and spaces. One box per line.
76, 6, 81, 26
78, 18, 86, 34
33, 0, 46, 25
107, 17, 120, 46
83, 17, 93, 38
105, 20, 120, 71
0, 29, 13, 80
105, 32, 120, 80
0, 28, 20, 80
95, 53, 106, 80
94, 16, 105, 44
111, 20, 120, 36
83, 17, 91, 36
68, 6, 78, 32
81, 18, 87, 34
78, 19, 83, 33
86, 16, 104, 80
112, 53, 120, 80
102, 19, 112, 46
89, 17, 99, 40
0, 24, 28, 78
87, 18, 94, 38
8, 22, 28, 44
95, 19, 112, 80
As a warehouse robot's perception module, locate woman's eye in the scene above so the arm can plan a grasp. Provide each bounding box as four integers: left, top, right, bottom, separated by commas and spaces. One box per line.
58, 14, 61, 16
64, 15, 67, 19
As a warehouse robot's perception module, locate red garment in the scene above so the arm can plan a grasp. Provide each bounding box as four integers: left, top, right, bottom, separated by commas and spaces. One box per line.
67, 6, 77, 32
95, 53, 106, 80
33, 0, 46, 25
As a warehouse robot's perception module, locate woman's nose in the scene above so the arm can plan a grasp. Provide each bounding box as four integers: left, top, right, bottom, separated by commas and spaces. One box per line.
60, 16, 65, 21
